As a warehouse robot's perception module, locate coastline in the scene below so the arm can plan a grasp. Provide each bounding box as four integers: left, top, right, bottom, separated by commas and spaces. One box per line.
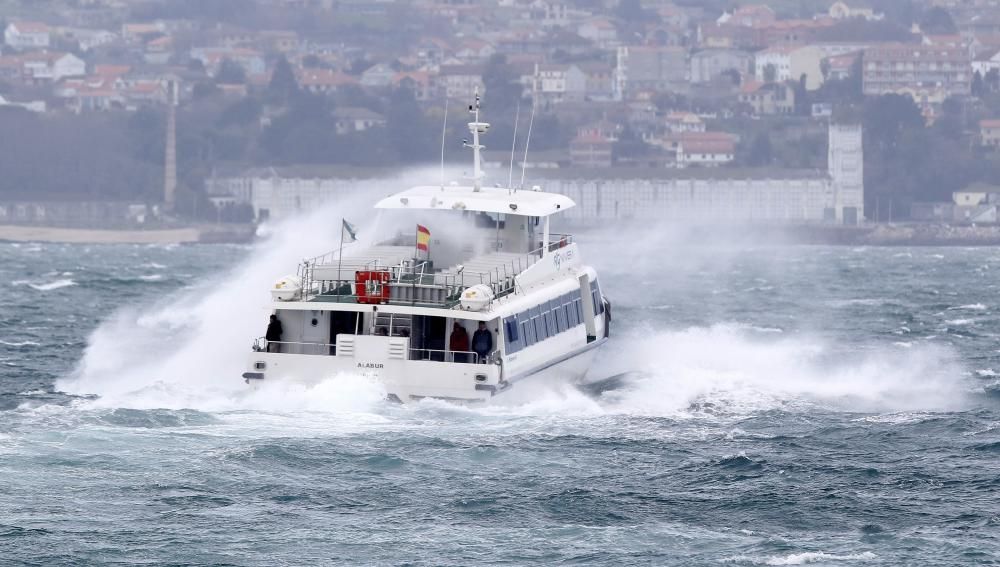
0, 224, 254, 244
567, 222, 1000, 246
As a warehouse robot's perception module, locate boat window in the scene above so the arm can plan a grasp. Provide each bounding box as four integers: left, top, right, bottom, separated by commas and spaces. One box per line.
535, 310, 547, 341
565, 300, 576, 327
521, 320, 534, 347
574, 298, 584, 325
556, 299, 568, 332
504, 316, 520, 353
590, 279, 604, 316
545, 304, 557, 336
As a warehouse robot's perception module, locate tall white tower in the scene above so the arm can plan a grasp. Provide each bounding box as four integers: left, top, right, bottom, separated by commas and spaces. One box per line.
828, 123, 864, 225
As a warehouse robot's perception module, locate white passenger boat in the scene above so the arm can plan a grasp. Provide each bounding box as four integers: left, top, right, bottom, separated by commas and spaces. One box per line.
242, 96, 610, 403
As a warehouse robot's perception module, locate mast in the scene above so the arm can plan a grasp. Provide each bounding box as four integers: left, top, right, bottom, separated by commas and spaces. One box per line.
466, 89, 489, 192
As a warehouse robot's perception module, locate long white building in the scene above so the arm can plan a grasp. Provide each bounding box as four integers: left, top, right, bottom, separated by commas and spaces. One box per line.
543, 123, 863, 224
209, 123, 863, 226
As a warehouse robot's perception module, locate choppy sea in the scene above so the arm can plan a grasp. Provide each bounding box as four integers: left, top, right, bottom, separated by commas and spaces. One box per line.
2, 215, 999, 565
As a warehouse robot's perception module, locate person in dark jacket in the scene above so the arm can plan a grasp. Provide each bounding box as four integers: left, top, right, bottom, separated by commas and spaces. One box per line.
449, 322, 470, 363
266, 314, 283, 353
471, 321, 493, 363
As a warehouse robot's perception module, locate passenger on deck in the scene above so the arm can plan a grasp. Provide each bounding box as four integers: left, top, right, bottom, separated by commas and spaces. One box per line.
266, 314, 283, 353
377, 326, 389, 336
449, 322, 470, 363
472, 321, 493, 363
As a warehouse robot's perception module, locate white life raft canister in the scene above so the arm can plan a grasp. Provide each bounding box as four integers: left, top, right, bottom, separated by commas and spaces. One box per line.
271, 275, 302, 301
460, 284, 495, 311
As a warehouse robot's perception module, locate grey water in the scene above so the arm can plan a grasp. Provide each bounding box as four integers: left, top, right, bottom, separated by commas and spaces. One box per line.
2, 233, 999, 565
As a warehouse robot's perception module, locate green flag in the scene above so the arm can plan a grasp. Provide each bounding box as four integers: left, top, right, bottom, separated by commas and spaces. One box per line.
342, 219, 358, 243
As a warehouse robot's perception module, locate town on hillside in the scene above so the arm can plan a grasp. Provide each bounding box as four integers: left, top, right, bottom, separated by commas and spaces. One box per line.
1, 0, 1000, 235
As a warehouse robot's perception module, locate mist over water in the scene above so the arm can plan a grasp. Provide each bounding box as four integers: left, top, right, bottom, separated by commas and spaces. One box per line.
3, 194, 1000, 564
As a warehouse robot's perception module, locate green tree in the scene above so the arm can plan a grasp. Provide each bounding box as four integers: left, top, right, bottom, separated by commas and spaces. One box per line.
763, 64, 777, 84
919, 6, 957, 34
615, 0, 646, 22
482, 54, 523, 112
972, 70, 985, 98
215, 59, 246, 84
987, 69, 1000, 93
385, 86, 433, 162
268, 56, 299, 104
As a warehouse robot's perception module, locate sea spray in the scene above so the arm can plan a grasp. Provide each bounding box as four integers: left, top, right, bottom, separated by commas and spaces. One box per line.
56, 190, 380, 411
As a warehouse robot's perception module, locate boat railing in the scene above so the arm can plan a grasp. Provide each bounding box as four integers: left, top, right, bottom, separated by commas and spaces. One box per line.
253, 337, 498, 363
253, 338, 336, 355
296, 233, 574, 306
409, 348, 484, 364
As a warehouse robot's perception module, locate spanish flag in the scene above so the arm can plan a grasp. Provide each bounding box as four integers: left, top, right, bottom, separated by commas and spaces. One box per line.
416, 224, 431, 252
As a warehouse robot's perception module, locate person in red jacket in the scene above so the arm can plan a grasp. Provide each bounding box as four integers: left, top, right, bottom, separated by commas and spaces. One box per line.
449, 322, 470, 363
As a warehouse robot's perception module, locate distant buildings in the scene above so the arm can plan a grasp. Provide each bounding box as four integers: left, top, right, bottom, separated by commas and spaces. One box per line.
689, 49, 752, 84
753, 45, 825, 90
862, 44, 972, 105
212, 123, 863, 226
615, 46, 688, 99
4, 21, 51, 50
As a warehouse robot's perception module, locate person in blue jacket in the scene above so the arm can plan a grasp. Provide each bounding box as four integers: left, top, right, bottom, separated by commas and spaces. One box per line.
472, 321, 493, 363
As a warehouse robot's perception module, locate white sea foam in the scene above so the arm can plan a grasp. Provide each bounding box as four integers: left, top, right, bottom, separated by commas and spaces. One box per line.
0, 340, 40, 347
28, 279, 76, 291
55, 175, 437, 414
55, 172, 974, 420
950, 303, 987, 311
764, 551, 877, 565
583, 323, 969, 416
138, 274, 163, 282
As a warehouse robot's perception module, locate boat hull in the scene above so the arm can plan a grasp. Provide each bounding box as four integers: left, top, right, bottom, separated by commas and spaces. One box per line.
243, 338, 606, 404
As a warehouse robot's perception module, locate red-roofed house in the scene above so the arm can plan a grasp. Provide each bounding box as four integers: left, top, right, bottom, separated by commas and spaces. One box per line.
980, 119, 1000, 147
21, 52, 85, 83
862, 44, 971, 106
436, 64, 485, 101
824, 51, 861, 81
739, 81, 795, 115
569, 122, 618, 167
333, 107, 387, 134
665, 112, 706, 134
828, 1, 884, 21
721, 5, 777, 28
662, 132, 737, 166
296, 69, 357, 94
4, 21, 51, 50
973, 48, 1000, 76
393, 71, 434, 101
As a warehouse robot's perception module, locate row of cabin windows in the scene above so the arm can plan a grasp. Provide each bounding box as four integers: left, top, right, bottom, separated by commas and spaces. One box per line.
504, 289, 585, 354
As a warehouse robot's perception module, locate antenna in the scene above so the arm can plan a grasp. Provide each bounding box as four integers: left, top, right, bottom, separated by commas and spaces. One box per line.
465, 88, 489, 192
439, 99, 448, 190
518, 100, 536, 192
507, 101, 520, 195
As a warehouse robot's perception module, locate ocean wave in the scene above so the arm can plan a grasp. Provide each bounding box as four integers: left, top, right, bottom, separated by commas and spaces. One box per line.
950, 303, 987, 311
583, 323, 970, 416
764, 551, 877, 565
27, 279, 76, 291
0, 340, 40, 347
138, 274, 164, 282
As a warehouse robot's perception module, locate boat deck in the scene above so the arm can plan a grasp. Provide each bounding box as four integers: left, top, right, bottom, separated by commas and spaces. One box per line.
296, 237, 571, 308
